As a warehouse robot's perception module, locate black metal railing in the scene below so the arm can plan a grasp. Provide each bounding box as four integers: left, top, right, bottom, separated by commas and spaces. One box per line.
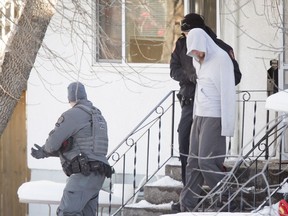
101, 90, 288, 215
105, 90, 179, 215
195, 90, 288, 212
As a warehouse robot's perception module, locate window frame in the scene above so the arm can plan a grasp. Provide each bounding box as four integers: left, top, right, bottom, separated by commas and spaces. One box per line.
92, 0, 219, 70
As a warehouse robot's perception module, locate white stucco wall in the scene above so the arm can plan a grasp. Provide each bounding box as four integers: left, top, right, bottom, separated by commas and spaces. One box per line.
27, 0, 286, 175
26, 8, 180, 209
27, 68, 179, 168
220, 0, 281, 90
26, 0, 181, 173
219, 1, 283, 156
24, 1, 287, 215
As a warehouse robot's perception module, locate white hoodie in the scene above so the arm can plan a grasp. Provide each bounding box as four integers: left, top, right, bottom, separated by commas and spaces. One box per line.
186, 28, 236, 137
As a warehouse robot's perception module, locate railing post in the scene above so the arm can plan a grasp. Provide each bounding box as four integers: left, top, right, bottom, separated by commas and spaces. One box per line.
171, 90, 175, 157
158, 118, 161, 168
265, 109, 270, 160
146, 129, 150, 182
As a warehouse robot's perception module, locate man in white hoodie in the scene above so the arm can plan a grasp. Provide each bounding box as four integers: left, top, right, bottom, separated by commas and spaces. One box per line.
178, 28, 236, 212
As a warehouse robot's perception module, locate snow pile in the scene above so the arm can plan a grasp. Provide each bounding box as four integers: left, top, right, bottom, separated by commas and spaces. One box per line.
17, 180, 123, 206
17, 180, 64, 203
146, 176, 183, 187
126, 200, 172, 210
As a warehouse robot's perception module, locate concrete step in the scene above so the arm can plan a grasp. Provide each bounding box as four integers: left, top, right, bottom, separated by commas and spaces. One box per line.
121, 159, 288, 215
164, 158, 256, 184
122, 201, 173, 216
164, 158, 182, 182
143, 176, 182, 204
141, 176, 282, 209
121, 186, 282, 215
165, 158, 288, 188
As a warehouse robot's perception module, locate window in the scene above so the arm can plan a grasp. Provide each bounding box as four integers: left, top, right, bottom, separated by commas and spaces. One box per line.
95, 0, 184, 64
96, 0, 122, 62
188, 0, 216, 33
94, 0, 216, 64
125, 0, 168, 63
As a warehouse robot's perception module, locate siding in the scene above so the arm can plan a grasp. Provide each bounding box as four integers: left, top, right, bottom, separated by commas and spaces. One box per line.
0, 92, 30, 216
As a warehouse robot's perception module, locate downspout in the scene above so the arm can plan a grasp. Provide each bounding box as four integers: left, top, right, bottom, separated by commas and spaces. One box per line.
234, 1, 241, 155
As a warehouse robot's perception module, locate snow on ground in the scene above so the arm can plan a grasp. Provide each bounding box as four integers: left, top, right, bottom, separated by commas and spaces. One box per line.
17, 174, 285, 216
126, 200, 172, 209
17, 180, 123, 206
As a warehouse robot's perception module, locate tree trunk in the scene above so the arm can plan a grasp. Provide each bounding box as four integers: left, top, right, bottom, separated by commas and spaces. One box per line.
0, 0, 56, 136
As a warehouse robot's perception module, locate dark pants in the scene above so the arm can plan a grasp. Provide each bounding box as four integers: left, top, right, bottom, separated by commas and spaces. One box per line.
178, 103, 193, 186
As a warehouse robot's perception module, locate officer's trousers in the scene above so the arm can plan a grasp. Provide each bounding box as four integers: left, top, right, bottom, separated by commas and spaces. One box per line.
57, 172, 105, 216
177, 103, 193, 185
180, 116, 226, 211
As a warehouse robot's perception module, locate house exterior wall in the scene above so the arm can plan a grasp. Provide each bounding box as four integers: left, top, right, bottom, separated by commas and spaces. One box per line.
27, 0, 284, 182
26, 0, 285, 215
27, 1, 179, 171
219, 1, 283, 156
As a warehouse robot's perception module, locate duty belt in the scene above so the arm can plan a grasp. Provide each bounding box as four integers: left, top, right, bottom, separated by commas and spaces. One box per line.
89, 161, 113, 178
181, 96, 194, 107
62, 156, 113, 178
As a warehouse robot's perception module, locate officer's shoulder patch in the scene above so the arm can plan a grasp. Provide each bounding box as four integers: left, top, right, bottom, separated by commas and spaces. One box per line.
49, 129, 55, 136
56, 116, 65, 127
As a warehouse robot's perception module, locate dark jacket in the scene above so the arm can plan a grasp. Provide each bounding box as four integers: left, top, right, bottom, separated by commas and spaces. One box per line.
205, 26, 242, 85
170, 34, 196, 100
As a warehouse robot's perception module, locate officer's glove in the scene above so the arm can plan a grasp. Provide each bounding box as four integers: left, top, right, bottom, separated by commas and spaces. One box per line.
31, 144, 49, 159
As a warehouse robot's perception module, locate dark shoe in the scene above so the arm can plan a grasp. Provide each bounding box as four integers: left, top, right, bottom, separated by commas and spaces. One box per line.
171, 202, 181, 212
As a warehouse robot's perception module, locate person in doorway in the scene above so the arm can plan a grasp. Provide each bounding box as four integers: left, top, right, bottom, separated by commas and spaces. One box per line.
31, 82, 112, 216
178, 28, 237, 212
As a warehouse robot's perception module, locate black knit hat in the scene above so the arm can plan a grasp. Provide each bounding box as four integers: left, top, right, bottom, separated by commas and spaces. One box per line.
181, 13, 205, 32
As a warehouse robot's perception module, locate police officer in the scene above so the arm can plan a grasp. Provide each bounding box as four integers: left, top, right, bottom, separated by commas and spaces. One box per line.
170, 29, 196, 187
31, 82, 111, 216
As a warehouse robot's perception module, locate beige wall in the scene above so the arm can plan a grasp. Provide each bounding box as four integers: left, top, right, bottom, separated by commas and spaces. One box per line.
0, 92, 29, 216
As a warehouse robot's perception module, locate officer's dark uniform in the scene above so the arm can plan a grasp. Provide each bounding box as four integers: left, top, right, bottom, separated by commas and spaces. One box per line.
170, 33, 196, 186
32, 82, 111, 216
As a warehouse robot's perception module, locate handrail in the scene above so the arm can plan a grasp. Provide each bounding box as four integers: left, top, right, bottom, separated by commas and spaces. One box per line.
102, 89, 287, 215
107, 90, 176, 159
105, 90, 178, 215
193, 113, 288, 212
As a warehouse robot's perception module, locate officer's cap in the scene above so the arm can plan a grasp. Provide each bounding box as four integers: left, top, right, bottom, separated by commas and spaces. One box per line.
181, 13, 205, 32
67, 82, 87, 102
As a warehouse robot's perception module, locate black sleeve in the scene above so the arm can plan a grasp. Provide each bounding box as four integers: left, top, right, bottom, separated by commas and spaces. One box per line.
232, 58, 242, 85
170, 37, 190, 82
215, 39, 242, 86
